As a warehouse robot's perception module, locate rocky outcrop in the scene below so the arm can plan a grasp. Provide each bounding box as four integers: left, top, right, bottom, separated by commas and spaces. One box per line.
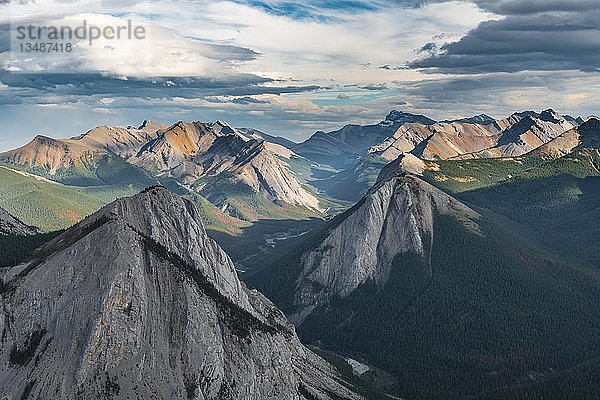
131, 121, 221, 174
0, 207, 39, 236
293, 109, 576, 166
131, 121, 321, 213
291, 158, 478, 322
379, 110, 574, 161
295, 111, 434, 166
455, 109, 575, 159
530, 117, 600, 159
75, 124, 163, 158
408, 120, 501, 160
368, 123, 432, 161
0, 187, 361, 400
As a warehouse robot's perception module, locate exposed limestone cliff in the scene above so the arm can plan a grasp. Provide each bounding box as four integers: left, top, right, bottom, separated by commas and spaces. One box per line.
0, 187, 360, 400
292, 159, 478, 322
131, 121, 321, 213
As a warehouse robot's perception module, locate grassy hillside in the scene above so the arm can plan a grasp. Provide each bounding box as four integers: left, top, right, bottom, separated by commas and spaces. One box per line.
0, 167, 246, 234
422, 156, 543, 193
422, 149, 600, 194
1, 152, 156, 187
0, 166, 122, 231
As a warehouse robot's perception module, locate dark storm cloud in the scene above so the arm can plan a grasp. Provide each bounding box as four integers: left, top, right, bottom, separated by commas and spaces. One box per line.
410, 4, 600, 74
362, 83, 388, 90
473, 0, 600, 15
0, 72, 320, 101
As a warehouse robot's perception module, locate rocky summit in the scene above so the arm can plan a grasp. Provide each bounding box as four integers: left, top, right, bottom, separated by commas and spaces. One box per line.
0, 187, 360, 400
291, 155, 478, 323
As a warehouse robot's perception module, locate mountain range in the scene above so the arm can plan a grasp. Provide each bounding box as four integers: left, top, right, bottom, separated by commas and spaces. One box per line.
1, 110, 600, 399
286, 109, 584, 202
0, 109, 589, 226
251, 137, 600, 398
0, 120, 320, 223
291, 108, 576, 166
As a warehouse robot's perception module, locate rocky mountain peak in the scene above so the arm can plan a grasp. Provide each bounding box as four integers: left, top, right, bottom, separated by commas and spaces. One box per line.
447, 114, 496, 125
385, 110, 436, 125
128, 119, 322, 218
530, 116, 600, 159
74, 125, 162, 158
291, 167, 478, 323
539, 108, 561, 123
138, 119, 168, 132
1, 188, 361, 400
31, 134, 60, 146
376, 153, 426, 183
511, 110, 538, 119
211, 120, 236, 136
579, 117, 600, 134
88, 186, 250, 306
0, 135, 97, 175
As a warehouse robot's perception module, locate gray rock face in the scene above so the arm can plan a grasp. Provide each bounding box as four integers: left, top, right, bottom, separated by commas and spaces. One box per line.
292, 164, 478, 323
0, 207, 39, 235
0, 187, 361, 400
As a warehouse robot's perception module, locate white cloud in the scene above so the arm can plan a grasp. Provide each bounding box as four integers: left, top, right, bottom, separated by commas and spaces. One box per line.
3, 0, 493, 83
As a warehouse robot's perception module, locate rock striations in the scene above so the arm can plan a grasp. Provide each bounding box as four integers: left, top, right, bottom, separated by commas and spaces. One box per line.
0, 187, 360, 400
0, 135, 105, 176
530, 117, 600, 159
294, 109, 577, 164
295, 110, 435, 166
291, 155, 478, 323
0, 122, 163, 177
132, 121, 320, 212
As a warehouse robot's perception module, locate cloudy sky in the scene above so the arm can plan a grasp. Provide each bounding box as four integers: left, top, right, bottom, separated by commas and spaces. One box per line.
1, 0, 599, 150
